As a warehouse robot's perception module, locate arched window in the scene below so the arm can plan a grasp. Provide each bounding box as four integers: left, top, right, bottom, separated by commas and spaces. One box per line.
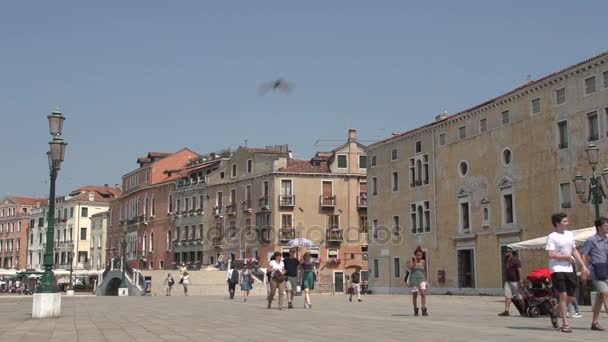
416, 160, 422, 182
150, 232, 154, 252
417, 205, 423, 233
143, 233, 147, 255
166, 230, 171, 251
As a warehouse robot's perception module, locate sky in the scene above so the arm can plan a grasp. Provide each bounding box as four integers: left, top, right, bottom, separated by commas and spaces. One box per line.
1, 0, 607, 198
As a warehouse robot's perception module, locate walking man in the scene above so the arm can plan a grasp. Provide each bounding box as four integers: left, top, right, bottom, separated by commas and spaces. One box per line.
349, 268, 362, 302
284, 248, 300, 309
226, 265, 239, 299
546, 213, 589, 333
581, 216, 608, 331
498, 247, 523, 316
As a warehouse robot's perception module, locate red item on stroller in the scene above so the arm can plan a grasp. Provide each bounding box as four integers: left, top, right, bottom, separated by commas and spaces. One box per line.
524, 267, 557, 317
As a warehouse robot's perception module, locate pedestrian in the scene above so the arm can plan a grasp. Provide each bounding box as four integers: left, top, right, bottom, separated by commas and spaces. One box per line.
284, 248, 300, 309
179, 262, 187, 276
163, 273, 175, 296
498, 247, 523, 316
546, 213, 589, 333
241, 265, 253, 302
581, 216, 608, 331
267, 251, 286, 310
299, 252, 318, 309
266, 254, 276, 295
409, 246, 429, 316
181, 271, 190, 296
226, 264, 239, 299
218, 254, 225, 270
349, 268, 362, 302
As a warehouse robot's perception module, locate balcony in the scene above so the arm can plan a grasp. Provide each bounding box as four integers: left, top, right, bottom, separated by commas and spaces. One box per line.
126, 215, 143, 226
212, 235, 224, 248
357, 193, 367, 208
359, 232, 369, 245
279, 227, 295, 243
226, 204, 237, 215
258, 197, 270, 210
279, 195, 295, 207
326, 227, 343, 244
196, 208, 203, 216
241, 200, 252, 212
320, 195, 336, 208
258, 227, 271, 243
213, 207, 223, 217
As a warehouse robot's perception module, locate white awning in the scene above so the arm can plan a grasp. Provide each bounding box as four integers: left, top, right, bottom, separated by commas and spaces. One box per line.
508, 227, 596, 251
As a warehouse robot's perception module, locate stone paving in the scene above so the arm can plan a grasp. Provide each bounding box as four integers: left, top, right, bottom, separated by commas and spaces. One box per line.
0, 293, 606, 341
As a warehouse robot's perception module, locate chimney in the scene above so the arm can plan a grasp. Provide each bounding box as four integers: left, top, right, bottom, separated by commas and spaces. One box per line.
348, 129, 357, 142
88, 192, 95, 202
435, 111, 449, 122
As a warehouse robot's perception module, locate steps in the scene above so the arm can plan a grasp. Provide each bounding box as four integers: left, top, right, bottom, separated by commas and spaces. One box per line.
139, 268, 268, 296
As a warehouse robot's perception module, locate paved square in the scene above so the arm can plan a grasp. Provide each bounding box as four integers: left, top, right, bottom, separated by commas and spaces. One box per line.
0, 294, 605, 341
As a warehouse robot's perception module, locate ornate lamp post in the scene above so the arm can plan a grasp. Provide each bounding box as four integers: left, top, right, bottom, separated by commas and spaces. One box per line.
120, 228, 128, 293
573, 142, 608, 220
33, 108, 67, 318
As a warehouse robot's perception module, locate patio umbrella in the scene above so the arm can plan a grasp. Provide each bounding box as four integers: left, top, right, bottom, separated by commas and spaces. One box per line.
286, 238, 318, 248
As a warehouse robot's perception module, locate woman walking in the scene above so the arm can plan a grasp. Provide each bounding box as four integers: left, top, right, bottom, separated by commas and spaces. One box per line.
241, 265, 254, 302
299, 252, 318, 309
163, 273, 175, 296
409, 246, 429, 316
181, 271, 190, 296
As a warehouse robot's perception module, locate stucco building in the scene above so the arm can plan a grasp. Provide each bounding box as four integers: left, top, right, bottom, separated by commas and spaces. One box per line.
367, 51, 608, 294
90, 211, 109, 270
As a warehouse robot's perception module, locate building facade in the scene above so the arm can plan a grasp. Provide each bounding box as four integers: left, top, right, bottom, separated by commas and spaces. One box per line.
90, 211, 109, 270
107, 149, 199, 270
0, 196, 44, 269
27, 205, 47, 269
172, 130, 369, 290
367, 51, 608, 294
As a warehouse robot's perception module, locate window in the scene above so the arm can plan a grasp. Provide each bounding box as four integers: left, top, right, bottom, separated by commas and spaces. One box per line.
391, 148, 398, 161
177, 198, 181, 213
557, 121, 568, 149
587, 111, 599, 141
168, 194, 173, 213
424, 201, 430, 232
604, 71, 608, 89
370, 155, 377, 167
81, 207, 88, 217
247, 159, 253, 173
220, 172, 224, 179
231, 164, 237, 178
78, 251, 88, 263
80, 227, 87, 240
585, 75, 596, 95
151, 196, 156, 216
392, 171, 399, 192
479, 118, 487, 133
460, 202, 470, 233
502, 148, 512, 166
70, 207, 74, 218
439, 133, 446, 146
415, 141, 422, 153
166, 230, 172, 250
503, 194, 514, 224
393, 257, 400, 278
337, 154, 348, 169
560, 182, 571, 209
373, 259, 379, 278
17, 221, 21, 232
458, 161, 468, 177
359, 155, 367, 169
555, 87, 566, 105
411, 201, 431, 233
371, 177, 378, 196
501, 110, 510, 125
372, 219, 379, 239
459, 126, 466, 139
531, 97, 541, 115
393, 216, 400, 236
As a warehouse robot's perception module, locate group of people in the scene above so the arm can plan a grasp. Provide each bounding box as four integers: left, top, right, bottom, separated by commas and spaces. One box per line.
498, 212, 608, 333
265, 249, 318, 309
163, 263, 190, 296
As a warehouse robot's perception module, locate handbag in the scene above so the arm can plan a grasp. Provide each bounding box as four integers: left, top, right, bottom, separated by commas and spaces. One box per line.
403, 270, 410, 285
272, 271, 286, 282
347, 287, 354, 294
593, 263, 608, 280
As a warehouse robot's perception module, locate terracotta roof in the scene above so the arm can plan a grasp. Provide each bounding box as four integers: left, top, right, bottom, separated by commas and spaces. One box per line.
77, 185, 122, 198
370, 50, 608, 148
279, 159, 330, 173
147, 152, 172, 158
91, 211, 109, 218
10, 196, 46, 206
241, 146, 289, 155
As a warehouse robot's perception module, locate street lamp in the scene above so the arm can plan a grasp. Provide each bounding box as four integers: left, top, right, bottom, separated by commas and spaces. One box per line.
573, 142, 608, 220
33, 108, 67, 318
120, 229, 128, 293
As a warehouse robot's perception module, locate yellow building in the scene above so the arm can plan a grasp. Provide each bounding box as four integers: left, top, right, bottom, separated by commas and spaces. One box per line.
367, 51, 608, 294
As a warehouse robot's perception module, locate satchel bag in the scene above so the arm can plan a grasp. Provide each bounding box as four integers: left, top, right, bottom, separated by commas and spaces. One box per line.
403, 270, 410, 285
594, 263, 608, 280
273, 271, 286, 282
347, 287, 354, 295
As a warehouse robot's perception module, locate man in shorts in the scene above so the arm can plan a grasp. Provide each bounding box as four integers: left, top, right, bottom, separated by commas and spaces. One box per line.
546, 213, 589, 333
283, 248, 300, 309
581, 216, 608, 331
498, 247, 523, 316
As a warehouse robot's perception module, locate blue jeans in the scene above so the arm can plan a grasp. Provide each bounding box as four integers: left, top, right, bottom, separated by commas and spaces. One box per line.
568, 300, 580, 314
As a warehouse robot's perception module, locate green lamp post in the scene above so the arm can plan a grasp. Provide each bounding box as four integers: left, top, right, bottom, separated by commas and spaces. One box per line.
37, 109, 67, 293
573, 142, 608, 220
120, 229, 128, 291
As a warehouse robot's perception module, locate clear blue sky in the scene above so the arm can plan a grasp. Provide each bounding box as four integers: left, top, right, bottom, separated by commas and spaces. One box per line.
1, 1, 606, 197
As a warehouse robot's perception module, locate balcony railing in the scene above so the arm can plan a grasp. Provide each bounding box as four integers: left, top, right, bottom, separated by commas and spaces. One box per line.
226, 204, 237, 215
279, 195, 295, 207
320, 195, 336, 207
241, 200, 252, 212
357, 194, 367, 208
213, 207, 223, 217
326, 227, 343, 244
359, 232, 369, 245
212, 235, 224, 247
258, 197, 269, 209
279, 227, 295, 243
258, 227, 271, 243
558, 142, 568, 149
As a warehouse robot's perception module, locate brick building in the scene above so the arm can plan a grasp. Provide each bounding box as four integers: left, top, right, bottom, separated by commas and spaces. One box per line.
0, 196, 44, 269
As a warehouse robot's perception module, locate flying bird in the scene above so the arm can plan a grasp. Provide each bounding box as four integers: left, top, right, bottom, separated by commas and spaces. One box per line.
259, 78, 295, 95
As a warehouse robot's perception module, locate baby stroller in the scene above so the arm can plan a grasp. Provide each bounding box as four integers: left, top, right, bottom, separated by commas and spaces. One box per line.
524, 267, 558, 318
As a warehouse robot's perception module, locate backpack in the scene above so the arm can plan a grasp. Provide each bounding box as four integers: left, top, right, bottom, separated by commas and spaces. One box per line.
168, 277, 174, 286
230, 269, 239, 284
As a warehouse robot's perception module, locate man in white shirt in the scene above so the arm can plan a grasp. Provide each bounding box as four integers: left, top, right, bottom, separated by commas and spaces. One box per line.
267, 252, 286, 310
226, 265, 239, 299
546, 213, 589, 333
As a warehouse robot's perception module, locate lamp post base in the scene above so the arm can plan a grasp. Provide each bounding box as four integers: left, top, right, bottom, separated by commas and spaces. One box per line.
32, 293, 62, 318
118, 287, 129, 296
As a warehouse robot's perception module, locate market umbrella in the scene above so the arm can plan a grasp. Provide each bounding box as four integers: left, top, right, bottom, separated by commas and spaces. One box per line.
286, 238, 318, 248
